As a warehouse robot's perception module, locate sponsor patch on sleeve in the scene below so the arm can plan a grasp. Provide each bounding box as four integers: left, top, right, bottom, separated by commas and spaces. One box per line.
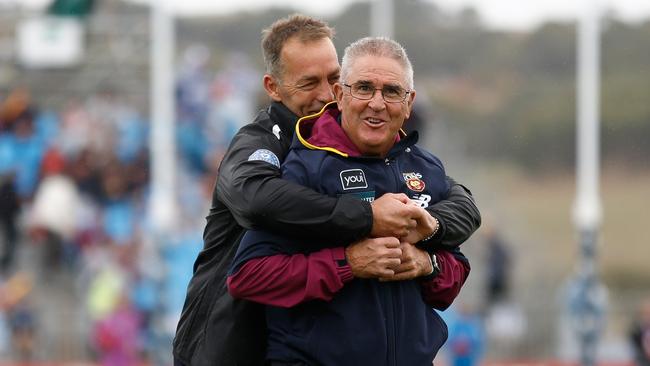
248, 149, 280, 168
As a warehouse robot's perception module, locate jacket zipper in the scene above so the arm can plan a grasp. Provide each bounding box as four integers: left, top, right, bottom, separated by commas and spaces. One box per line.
386, 157, 401, 366
385, 157, 403, 193
384, 283, 397, 366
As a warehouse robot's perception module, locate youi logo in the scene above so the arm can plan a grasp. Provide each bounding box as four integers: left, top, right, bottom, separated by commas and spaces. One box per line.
340, 169, 368, 190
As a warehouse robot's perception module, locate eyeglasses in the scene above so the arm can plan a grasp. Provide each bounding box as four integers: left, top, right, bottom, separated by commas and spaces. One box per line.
343, 82, 410, 103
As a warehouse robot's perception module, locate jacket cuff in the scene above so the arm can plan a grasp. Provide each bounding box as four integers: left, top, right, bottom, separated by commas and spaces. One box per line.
331, 247, 354, 283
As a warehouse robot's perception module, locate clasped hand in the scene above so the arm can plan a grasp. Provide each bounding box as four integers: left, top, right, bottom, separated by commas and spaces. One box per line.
346, 193, 438, 281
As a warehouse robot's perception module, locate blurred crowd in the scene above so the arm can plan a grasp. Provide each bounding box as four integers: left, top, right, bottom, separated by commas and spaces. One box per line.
0, 46, 258, 365
0, 84, 154, 363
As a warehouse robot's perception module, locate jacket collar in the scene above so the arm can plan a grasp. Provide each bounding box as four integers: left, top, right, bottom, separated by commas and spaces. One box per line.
267, 101, 300, 135
295, 102, 417, 158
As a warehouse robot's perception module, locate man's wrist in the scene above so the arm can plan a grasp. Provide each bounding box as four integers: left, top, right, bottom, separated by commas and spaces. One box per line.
425, 252, 434, 275
422, 252, 441, 280
422, 216, 440, 242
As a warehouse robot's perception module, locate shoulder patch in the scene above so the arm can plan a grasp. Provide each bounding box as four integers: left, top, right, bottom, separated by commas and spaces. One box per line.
248, 149, 280, 168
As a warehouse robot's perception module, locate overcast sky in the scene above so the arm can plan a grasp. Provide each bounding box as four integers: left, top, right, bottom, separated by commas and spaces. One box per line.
149, 0, 650, 30
4, 0, 650, 30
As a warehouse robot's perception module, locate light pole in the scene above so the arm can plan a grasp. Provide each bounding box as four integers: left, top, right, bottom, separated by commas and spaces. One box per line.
371, 0, 394, 38
149, 0, 178, 235
568, 1, 607, 365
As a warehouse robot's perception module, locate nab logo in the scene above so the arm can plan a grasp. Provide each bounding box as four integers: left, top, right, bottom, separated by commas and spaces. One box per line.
340, 169, 368, 190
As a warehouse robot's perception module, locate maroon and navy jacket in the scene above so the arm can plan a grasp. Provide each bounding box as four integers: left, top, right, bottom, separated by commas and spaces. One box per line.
227, 103, 470, 366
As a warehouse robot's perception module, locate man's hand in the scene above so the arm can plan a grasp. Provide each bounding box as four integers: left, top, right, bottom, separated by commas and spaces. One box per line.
380, 242, 433, 281
400, 205, 439, 244
370, 193, 421, 238
345, 237, 402, 278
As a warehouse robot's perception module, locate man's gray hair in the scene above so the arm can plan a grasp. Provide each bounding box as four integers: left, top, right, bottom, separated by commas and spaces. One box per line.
340, 37, 414, 89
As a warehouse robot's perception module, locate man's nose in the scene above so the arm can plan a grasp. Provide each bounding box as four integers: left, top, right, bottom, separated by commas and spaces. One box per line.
368, 89, 386, 110
316, 82, 334, 103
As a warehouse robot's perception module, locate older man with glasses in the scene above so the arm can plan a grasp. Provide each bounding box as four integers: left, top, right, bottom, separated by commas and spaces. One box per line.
227, 36, 471, 366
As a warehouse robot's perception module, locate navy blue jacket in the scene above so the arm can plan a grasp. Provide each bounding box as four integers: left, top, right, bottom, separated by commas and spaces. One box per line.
231, 104, 452, 366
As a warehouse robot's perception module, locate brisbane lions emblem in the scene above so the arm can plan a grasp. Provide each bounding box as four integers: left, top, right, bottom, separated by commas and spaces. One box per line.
406, 177, 425, 192
403, 172, 425, 192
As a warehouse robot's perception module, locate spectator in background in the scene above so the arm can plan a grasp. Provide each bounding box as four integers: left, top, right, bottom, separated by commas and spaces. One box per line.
92, 291, 142, 366
0, 92, 21, 275
481, 222, 526, 353
28, 148, 81, 271
483, 223, 511, 307
3, 99, 46, 201
176, 44, 212, 127
0, 172, 20, 274
402, 98, 430, 136
208, 52, 259, 150
175, 44, 213, 174
630, 298, 650, 366
1, 272, 36, 362
445, 304, 485, 366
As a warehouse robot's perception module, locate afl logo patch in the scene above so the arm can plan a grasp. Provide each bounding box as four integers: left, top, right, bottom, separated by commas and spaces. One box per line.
406, 177, 425, 192
248, 149, 280, 168
340, 169, 368, 190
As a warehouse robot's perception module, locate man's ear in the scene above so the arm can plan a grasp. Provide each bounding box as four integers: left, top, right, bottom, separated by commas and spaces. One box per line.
333, 83, 344, 110
404, 89, 416, 119
263, 74, 282, 102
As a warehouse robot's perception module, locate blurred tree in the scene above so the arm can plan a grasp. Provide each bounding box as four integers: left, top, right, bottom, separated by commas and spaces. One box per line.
4, 0, 647, 171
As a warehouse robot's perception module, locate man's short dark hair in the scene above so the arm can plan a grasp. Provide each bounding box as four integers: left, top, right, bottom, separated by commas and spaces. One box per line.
261, 14, 335, 80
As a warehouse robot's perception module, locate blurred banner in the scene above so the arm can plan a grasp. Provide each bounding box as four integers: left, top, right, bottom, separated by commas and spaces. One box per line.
16, 16, 85, 68
47, 0, 95, 17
